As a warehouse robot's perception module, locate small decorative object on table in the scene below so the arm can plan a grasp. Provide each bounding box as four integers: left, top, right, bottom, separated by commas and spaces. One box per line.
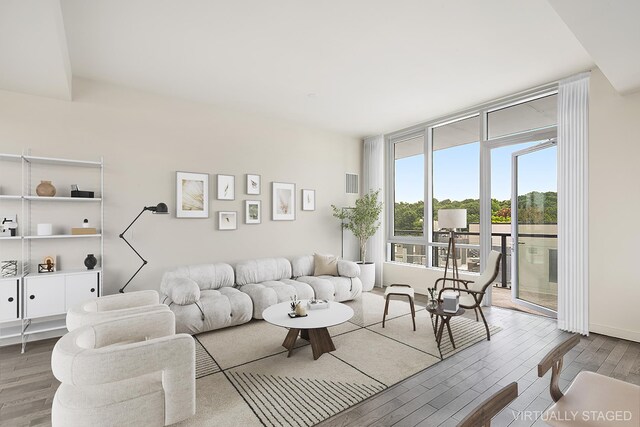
72, 218, 97, 235
308, 298, 329, 310
1, 260, 18, 277
84, 254, 97, 270
70, 185, 94, 198
36, 180, 56, 197
427, 287, 438, 309
37, 223, 53, 236
0, 215, 18, 236
38, 256, 56, 273
288, 295, 308, 317
442, 291, 460, 313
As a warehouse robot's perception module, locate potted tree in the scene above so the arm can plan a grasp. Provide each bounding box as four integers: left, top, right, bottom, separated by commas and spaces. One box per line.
332, 190, 383, 290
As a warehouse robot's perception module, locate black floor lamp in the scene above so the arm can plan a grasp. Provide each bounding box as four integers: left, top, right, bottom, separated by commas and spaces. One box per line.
119, 203, 169, 293
437, 208, 467, 285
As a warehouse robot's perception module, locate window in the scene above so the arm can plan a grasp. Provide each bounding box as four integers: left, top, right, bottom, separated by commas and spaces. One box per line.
431, 115, 480, 272
488, 94, 557, 139
393, 134, 424, 237
387, 86, 558, 272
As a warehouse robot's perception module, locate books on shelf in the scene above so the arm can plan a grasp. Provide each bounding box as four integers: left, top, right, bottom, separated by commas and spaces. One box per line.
71, 227, 97, 235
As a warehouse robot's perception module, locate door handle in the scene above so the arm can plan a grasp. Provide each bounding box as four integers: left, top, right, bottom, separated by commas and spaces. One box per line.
8, 297, 14, 302
90, 288, 95, 293
29, 295, 35, 300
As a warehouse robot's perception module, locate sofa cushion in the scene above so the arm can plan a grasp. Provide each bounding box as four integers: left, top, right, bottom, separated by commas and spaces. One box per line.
238, 279, 314, 319
313, 253, 339, 276
235, 258, 292, 285
161, 263, 234, 291
166, 288, 252, 334
161, 277, 200, 305
337, 260, 360, 278
291, 255, 314, 277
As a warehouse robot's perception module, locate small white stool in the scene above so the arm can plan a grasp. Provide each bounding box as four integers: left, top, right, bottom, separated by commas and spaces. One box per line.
382, 284, 416, 331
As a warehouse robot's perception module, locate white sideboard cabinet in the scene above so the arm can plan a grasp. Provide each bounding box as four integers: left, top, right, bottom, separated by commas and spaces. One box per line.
0, 278, 20, 323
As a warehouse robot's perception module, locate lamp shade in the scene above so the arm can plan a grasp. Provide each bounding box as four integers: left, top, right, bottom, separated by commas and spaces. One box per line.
438, 209, 467, 229
148, 203, 169, 214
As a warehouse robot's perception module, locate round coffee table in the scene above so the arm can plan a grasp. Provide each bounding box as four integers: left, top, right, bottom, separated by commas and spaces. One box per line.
426, 304, 465, 349
262, 300, 354, 360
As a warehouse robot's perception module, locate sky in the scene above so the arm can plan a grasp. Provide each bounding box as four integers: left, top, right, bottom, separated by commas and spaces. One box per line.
395, 141, 557, 203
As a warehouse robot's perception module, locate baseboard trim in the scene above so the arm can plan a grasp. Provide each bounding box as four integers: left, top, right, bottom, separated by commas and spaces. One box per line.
590, 323, 640, 343
0, 329, 64, 348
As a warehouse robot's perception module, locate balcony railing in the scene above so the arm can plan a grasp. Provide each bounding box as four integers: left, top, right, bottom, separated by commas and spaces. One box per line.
391, 230, 558, 288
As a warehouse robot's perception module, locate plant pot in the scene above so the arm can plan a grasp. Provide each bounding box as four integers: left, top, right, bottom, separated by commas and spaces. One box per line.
357, 262, 376, 291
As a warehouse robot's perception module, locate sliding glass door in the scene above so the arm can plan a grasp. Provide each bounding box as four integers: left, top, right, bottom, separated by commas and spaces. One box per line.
511, 142, 557, 317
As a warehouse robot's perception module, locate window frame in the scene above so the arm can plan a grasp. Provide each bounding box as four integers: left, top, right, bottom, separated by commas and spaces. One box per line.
386, 83, 559, 273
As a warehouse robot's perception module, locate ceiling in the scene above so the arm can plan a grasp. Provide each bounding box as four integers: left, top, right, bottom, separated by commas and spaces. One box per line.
0, 1, 636, 137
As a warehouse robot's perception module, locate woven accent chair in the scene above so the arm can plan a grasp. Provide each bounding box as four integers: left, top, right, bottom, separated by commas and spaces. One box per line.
435, 250, 502, 340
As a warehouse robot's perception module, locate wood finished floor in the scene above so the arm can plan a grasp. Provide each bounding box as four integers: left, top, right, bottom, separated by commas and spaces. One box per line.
1, 305, 639, 427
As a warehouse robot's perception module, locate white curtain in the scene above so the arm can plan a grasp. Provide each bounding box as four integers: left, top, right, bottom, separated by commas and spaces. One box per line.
557, 72, 590, 335
363, 135, 385, 287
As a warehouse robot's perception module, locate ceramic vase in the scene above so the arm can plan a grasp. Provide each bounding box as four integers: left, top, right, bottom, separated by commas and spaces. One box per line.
36, 181, 56, 197
84, 254, 97, 270
294, 303, 306, 317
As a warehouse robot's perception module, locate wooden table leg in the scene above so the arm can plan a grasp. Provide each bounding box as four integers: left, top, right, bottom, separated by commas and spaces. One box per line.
300, 329, 309, 341
436, 317, 445, 345
282, 328, 300, 357
308, 327, 336, 360
445, 318, 456, 349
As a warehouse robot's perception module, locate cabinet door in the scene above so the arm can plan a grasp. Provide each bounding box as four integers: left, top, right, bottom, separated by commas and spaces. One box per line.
0, 279, 20, 322
24, 276, 65, 319
65, 272, 99, 310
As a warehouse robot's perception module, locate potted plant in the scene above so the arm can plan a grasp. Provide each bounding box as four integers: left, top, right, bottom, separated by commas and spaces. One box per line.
332, 189, 383, 290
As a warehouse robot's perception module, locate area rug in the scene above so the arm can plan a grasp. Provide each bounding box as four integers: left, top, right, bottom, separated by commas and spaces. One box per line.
179, 292, 501, 427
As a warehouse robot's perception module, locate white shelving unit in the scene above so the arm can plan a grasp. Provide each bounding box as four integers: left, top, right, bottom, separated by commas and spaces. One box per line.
0, 151, 104, 352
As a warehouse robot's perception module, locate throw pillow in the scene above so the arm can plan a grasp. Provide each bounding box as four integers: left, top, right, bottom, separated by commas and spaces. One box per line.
314, 253, 339, 276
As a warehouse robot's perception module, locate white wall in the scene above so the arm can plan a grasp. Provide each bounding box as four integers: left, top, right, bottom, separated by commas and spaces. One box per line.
0, 78, 361, 294
588, 68, 640, 342
383, 68, 640, 342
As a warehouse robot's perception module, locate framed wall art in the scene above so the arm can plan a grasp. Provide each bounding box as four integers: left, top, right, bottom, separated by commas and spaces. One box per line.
246, 174, 261, 195
302, 189, 315, 211
245, 200, 261, 224
176, 171, 209, 218
217, 174, 235, 200
218, 211, 238, 230
272, 182, 295, 221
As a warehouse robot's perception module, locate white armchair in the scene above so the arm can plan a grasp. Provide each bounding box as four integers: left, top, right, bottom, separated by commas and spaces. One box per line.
51, 310, 195, 427
66, 290, 169, 331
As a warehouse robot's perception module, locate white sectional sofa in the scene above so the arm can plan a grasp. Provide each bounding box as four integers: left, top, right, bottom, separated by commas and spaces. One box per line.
160, 263, 253, 334
161, 255, 364, 332
235, 257, 314, 319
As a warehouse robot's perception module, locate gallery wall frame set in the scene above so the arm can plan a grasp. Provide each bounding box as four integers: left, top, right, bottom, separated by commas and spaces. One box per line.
217, 174, 235, 200
218, 211, 237, 230
272, 182, 295, 221
245, 200, 261, 224
176, 171, 209, 218
246, 174, 261, 195
302, 189, 315, 211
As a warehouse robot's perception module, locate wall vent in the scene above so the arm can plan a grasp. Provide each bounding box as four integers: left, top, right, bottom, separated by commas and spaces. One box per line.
345, 173, 359, 194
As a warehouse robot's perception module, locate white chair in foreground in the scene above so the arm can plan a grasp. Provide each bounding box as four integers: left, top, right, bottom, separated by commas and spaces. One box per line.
66, 289, 169, 331
51, 310, 195, 427
538, 334, 640, 426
